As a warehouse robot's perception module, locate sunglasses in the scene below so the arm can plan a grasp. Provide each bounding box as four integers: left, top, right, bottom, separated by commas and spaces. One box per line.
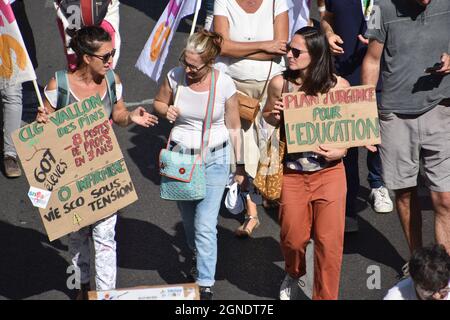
179, 55, 208, 73
89, 49, 116, 64
287, 44, 307, 59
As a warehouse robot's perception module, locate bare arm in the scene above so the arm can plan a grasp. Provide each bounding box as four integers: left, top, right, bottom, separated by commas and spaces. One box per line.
214, 12, 288, 61
262, 75, 284, 127
153, 77, 174, 117
361, 39, 383, 86
36, 78, 57, 123
225, 93, 244, 165
225, 93, 246, 181
321, 10, 344, 55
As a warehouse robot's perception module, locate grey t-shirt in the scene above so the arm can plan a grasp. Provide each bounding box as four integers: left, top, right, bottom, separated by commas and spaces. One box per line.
365, 0, 450, 114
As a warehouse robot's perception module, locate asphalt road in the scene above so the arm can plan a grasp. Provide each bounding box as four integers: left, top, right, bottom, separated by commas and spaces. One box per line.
0, 0, 435, 301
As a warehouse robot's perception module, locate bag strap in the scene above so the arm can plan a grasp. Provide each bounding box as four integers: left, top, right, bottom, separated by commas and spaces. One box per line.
80, 0, 94, 25
257, 0, 276, 103
200, 70, 217, 159
55, 70, 70, 109
105, 69, 117, 104
165, 69, 218, 160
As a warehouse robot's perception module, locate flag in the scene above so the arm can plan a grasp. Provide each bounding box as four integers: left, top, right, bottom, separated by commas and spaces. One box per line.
289, 0, 311, 38
0, 0, 36, 90
136, 0, 200, 82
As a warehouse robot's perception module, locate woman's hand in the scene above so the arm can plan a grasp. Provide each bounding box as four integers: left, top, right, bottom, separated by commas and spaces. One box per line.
314, 145, 347, 162
271, 100, 285, 124
326, 32, 344, 55
262, 40, 287, 55
36, 106, 49, 123
166, 105, 179, 122
234, 166, 249, 191
129, 106, 159, 127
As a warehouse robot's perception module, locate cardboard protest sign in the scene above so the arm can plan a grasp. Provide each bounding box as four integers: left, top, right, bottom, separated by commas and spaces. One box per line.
88, 283, 200, 300
12, 94, 138, 241
282, 85, 381, 153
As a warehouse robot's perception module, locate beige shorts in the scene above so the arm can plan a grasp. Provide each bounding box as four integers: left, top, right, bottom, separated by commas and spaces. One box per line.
378, 104, 450, 191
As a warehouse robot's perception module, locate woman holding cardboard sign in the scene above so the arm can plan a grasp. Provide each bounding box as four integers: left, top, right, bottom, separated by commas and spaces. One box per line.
263, 26, 349, 300
37, 26, 158, 299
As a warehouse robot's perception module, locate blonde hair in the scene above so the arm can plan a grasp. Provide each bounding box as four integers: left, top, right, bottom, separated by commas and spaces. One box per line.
185, 29, 223, 64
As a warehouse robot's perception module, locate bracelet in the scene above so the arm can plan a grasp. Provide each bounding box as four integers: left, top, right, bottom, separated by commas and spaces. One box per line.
318, 5, 326, 13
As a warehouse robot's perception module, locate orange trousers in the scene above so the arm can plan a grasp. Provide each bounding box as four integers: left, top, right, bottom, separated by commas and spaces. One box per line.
279, 161, 347, 300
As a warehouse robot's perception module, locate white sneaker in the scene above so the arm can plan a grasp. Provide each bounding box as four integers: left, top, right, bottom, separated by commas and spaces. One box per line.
279, 274, 304, 300
369, 186, 393, 213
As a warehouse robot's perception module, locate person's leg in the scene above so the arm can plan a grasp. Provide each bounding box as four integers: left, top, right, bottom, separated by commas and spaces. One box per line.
367, 150, 393, 213
343, 148, 359, 231
430, 191, 450, 254
419, 104, 450, 254
68, 226, 91, 298
1, 84, 23, 177
367, 150, 383, 189
92, 214, 117, 290
395, 187, 422, 253
311, 163, 346, 300
178, 201, 198, 252
378, 112, 421, 252
278, 169, 313, 300
194, 147, 230, 291
279, 171, 312, 278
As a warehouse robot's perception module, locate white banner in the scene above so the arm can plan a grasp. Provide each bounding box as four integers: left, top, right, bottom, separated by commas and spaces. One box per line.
289, 0, 311, 38
0, 0, 36, 90
135, 0, 199, 82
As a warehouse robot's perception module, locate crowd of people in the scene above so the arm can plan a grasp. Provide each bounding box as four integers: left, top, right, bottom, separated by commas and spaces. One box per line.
1, 0, 450, 301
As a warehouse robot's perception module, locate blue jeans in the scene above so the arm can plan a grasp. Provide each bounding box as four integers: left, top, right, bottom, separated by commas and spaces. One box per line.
344, 148, 383, 218
177, 144, 230, 287
1, 84, 23, 157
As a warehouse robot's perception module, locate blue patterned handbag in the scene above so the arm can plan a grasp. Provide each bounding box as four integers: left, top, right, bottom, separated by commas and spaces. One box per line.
159, 70, 217, 201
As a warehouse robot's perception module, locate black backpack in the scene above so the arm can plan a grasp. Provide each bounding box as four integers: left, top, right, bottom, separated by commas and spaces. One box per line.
57, 0, 111, 28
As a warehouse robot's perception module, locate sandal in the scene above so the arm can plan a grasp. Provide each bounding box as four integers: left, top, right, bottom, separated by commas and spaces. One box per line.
235, 215, 260, 237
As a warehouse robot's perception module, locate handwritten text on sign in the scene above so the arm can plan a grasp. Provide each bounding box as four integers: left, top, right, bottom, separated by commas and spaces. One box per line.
282, 85, 381, 153
12, 95, 138, 241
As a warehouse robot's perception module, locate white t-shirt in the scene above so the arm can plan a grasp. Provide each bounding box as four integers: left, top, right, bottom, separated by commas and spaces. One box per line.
384, 278, 450, 300
214, 0, 292, 81
167, 67, 236, 149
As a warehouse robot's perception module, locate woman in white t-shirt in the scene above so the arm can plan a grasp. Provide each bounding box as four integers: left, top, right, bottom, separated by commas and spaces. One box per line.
214, 0, 291, 236
154, 30, 244, 300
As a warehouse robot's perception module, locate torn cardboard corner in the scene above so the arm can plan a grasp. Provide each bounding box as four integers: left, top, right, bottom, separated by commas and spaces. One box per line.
88, 283, 200, 300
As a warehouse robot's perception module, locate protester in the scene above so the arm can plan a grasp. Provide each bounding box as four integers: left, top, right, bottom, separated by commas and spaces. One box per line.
54, 0, 121, 70
384, 244, 450, 300
1, 0, 38, 178
321, 0, 393, 233
214, 0, 291, 236
36, 26, 158, 299
362, 0, 450, 253
153, 29, 244, 300
263, 26, 349, 300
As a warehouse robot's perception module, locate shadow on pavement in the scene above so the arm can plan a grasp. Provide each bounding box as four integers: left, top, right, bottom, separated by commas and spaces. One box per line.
344, 215, 406, 276
126, 117, 171, 186
215, 225, 285, 299
116, 215, 188, 284
0, 221, 70, 299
